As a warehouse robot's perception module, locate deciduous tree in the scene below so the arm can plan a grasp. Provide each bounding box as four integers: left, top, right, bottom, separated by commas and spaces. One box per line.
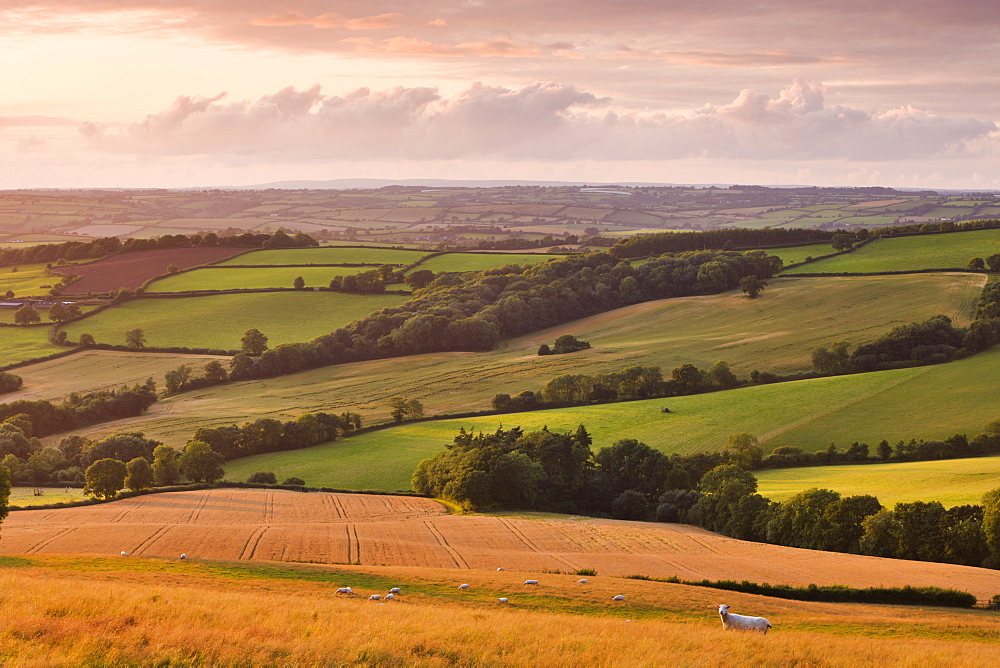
179, 441, 225, 483
241, 328, 268, 356
152, 445, 181, 486
125, 456, 154, 491
14, 305, 39, 325
125, 328, 146, 349
84, 458, 127, 500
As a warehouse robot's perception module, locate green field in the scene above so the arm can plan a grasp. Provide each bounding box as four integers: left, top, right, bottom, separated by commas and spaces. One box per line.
40, 273, 984, 453
0, 262, 64, 297
755, 456, 1000, 508
60, 292, 408, 351
229, 344, 1000, 491
790, 229, 1000, 273
146, 266, 374, 292
216, 247, 431, 266
770, 243, 838, 267
413, 252, 562, 273
0, 325, 62, 366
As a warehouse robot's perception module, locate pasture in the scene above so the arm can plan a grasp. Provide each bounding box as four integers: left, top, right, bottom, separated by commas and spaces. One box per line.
789, 228, 1000, 273
60, 291, 408, 350
222, 346, 1000, 491
215, 247, 430, 266
754, 456, 1000, 508
412, 252, 563, 273
145, 266, 374, 292
4, 489, 1000, 600
0, 262, 63, 297
43, 273, 987, 456
0, 325, 62, 366
0, 557, 996, 666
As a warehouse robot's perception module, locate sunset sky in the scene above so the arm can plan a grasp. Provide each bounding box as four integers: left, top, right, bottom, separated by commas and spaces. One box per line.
1, 1, 998, 189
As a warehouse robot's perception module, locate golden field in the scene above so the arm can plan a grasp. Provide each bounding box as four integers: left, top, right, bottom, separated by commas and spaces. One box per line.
3, 489, 1000, 601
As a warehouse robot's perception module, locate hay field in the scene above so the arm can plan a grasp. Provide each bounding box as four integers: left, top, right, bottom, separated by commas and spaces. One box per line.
0, 262, 62, 297
216, 247, 430, 266
4, 489, 1000, 602
792, 228, 1000, 273
60, 291, 408, 350
145, 266, 373, 292
755, 456, 1000, 508
0, 558, 995, 666
0, 350, 230, 404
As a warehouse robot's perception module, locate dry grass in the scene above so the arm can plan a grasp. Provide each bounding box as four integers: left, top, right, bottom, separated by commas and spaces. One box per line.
0, 557, 995, 666
4, 489, 1000, 601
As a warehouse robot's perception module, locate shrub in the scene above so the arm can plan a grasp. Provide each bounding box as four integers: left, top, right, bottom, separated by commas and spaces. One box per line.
282, 476, 305, 486
247, 471, 278, 485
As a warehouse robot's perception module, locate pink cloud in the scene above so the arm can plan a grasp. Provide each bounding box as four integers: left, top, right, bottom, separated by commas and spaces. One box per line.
80, 80, 996, 163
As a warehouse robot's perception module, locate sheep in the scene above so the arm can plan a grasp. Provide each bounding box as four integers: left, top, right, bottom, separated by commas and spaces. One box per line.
384, 593, 395, 601
497, 567, 504, 571
612, 594, 625, 601
717, 605, 772, 634
524, 579, 539, 585
120, 551, 127, 557
369, 594, 382, 601
335, 587, 354, 595
578, 579, 588, 584
458, 584, 470, 590
497, 598, 509, 604
388, 588, 401, 594
180, 554, 187, 560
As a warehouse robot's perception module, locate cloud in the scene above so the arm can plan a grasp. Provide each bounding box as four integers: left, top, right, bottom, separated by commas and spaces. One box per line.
250, 11, 403, 30
80, 80, 996, 163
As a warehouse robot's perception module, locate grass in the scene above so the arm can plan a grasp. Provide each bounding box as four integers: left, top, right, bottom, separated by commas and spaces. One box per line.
2, 350, 230, 403
0, 556, 995, 665
413, 252, 563, 273
0, 325, 62, 366
215, 247, 431, 266
223, 346, 1000, 491
146, 266, 374, 292
44, 273, 984, 457
60, 291, 408, 350
0, 262, 63, 297
754, 456, 1000, 508
7, 487, 82, 506
790, 228, 1000, 273
769, 242, 839, 266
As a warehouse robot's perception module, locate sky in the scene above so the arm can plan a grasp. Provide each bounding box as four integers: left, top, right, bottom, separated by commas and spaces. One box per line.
1, 0, 998, 190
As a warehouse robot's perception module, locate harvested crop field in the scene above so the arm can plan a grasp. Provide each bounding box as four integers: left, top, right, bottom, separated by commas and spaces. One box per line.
3, 488, 999, 600
57, 247, 249, 293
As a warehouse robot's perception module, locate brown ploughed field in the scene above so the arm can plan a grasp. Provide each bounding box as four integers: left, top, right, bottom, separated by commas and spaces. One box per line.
3, 488, 999, 600
58, 247, 247, 293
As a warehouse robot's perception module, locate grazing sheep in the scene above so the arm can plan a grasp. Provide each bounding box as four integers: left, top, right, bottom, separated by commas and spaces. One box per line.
497, 598, 509, 604
578, 579, 588, 584
389, 588, 401, 594
497, 567, 504, 571
459, 583, 470, 590
120, 551, 127, 556
612, 594, 625, 601
524, 579, 539, 585
717, 605, 772, 634
384, 593, 395, 601
335, 587, 354, 595
180, 554, 186, 560
369, 594, 382, 601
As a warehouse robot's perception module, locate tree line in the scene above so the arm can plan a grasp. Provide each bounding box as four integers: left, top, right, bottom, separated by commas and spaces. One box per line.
0, 230, 319, 269
219, 249, 781, 383
413, 422, 1000, 569
609, 228, 835, 259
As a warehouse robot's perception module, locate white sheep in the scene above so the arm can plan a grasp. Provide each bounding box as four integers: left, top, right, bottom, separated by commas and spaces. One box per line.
120, 551, 127, 557
384, 593, 395, 601
578, 579, 588, 584
717, 605, 772, 634
612, 594, 625, 601
497, 567, 504, 571
335, 587, 354, 595
458, 583, 470, 590
369, 594, 382, 601
180, 554, 186, 560
388, 588, 401, 594
524, 579, 539, 585
497, 597, 509, 604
